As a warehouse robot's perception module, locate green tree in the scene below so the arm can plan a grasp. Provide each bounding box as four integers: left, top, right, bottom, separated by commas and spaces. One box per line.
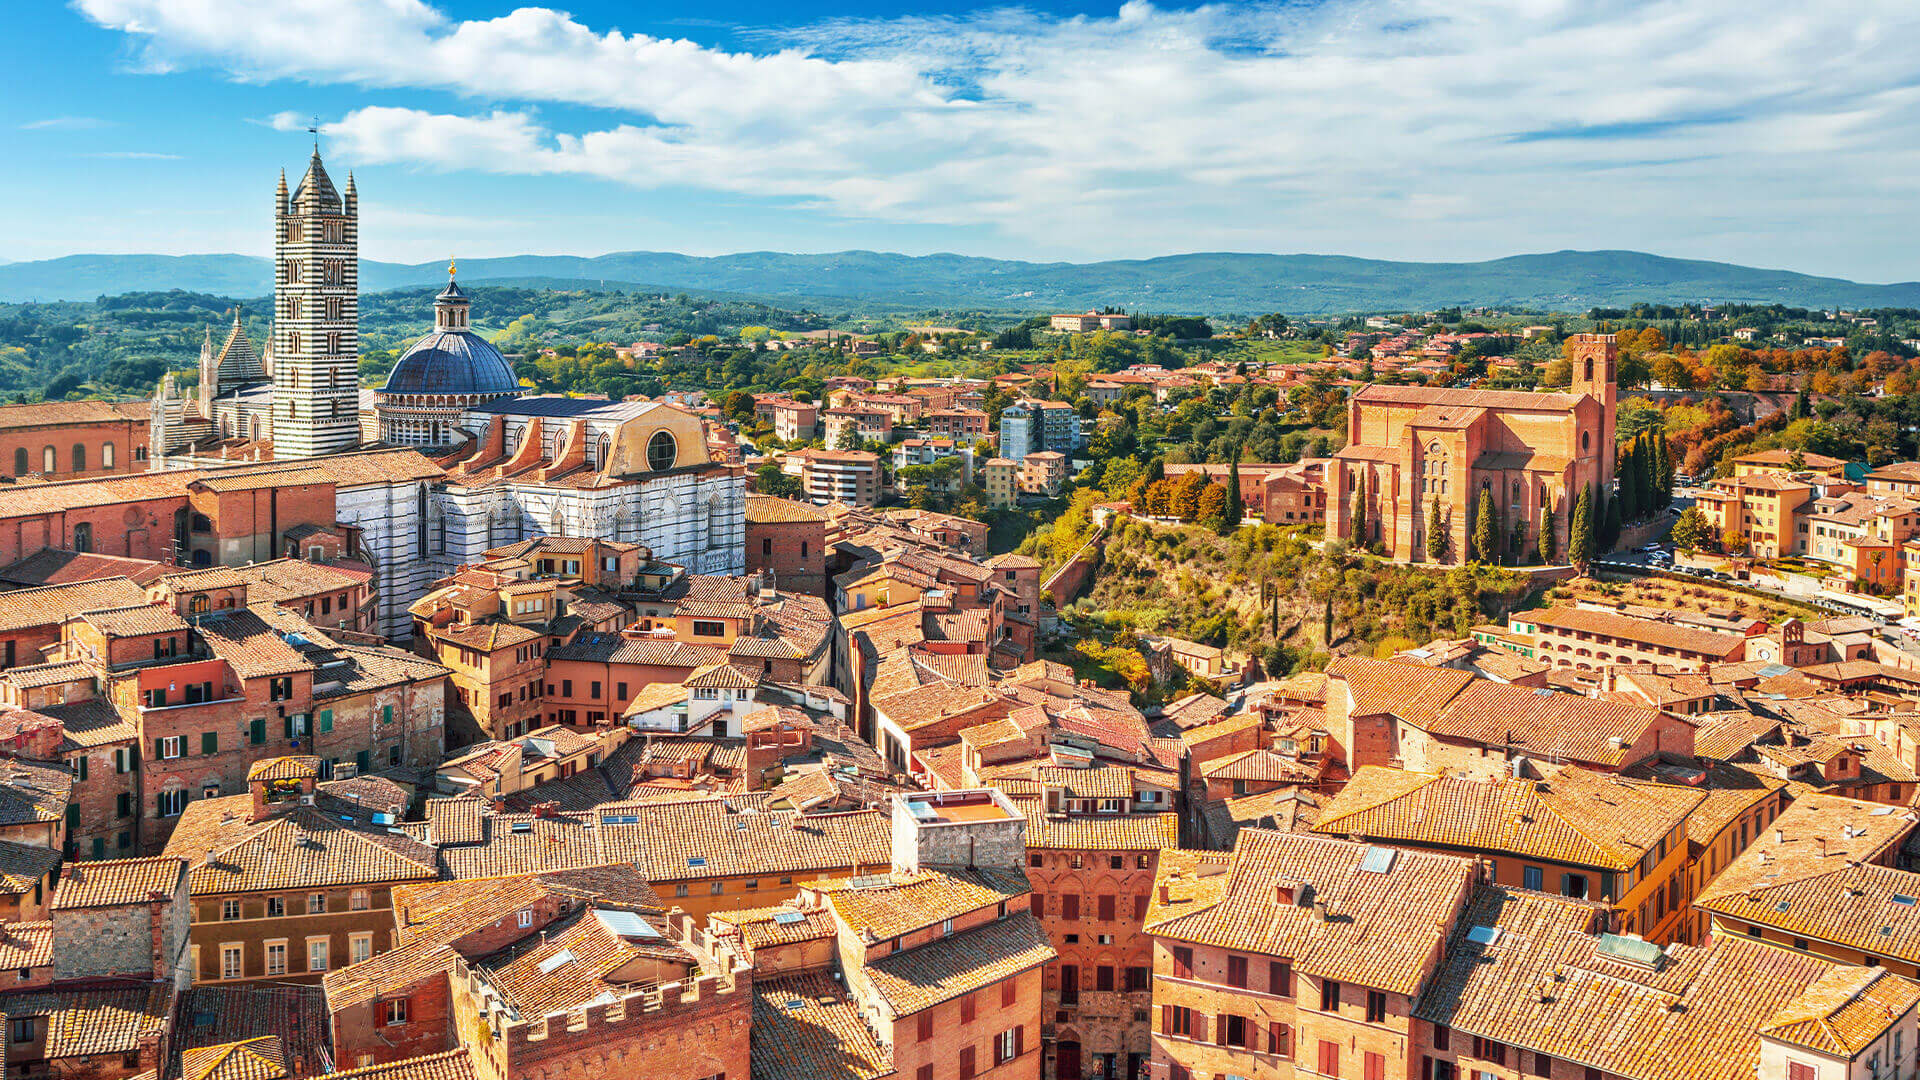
1473, 490, 1500, 565
1224, 453, 1245, 528
1350, 471, 1368, 545
1540, 496, 1557, 563
753, 462, 802, 499
1601, 490, 1622, 551
1427, 494, 1447, 563
1568, 485, 1594, 566
1670, 505, 1709, 552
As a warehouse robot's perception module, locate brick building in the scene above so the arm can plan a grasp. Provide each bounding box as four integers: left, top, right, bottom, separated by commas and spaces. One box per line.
0, 400, 152, 481
745, 494, 829, 596
1145, 832, 1478, 1080
1314, 765, 1705, 943
1330, 333, 1616, 563
165, 758, 438, 985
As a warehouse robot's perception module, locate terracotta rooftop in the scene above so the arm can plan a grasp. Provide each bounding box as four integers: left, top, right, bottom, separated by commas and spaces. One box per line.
51, 856, 185, 909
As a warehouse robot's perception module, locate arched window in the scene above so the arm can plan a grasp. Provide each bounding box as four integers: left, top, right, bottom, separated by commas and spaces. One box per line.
1584, 357, 1594, 382
191, 513, 212, 533
708, 494, 725, 533
72, 523, 92, 553
646, 431, 678, 472
1582, 431, 1592, 452
42, 446, 55, 473
134, 445, 148, 461
188, 594, 211, 614
102, 442, 115, 469
11, 448, 24, 475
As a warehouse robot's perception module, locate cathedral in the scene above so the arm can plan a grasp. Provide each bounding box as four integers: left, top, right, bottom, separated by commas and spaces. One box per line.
149, 148, 746, 638
1329, 333, 1618, 563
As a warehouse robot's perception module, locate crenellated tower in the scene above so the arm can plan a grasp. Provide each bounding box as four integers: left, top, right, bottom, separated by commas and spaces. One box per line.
272, 151, 361, 457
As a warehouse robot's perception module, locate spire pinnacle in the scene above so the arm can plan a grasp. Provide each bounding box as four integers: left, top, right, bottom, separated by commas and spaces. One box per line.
448, 257, 457, 281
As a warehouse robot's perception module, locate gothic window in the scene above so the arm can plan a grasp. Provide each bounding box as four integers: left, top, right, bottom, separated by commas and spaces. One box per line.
286, 221, 303, 243
134, 445, 148, 461
1582, 431, 1592, 452
288, 297, 303, 319
326, 332, 342, 355
72, 523, 92, 553
102, 443, 115, 469
250, 418, 262, 440
42, 446, 55, 473
188, 594, 211, 615
287, 333, 302, 356
1584, 358, 1594, 381
284, 261, 302, 285
326, 297, 343, 321
708, 494, 725, 534
331, 401, 343, 419
11, 448, 23, 475
646, 431, 678, 472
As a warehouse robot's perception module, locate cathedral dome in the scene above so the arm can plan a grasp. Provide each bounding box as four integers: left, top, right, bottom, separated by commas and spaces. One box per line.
381, 329, 520, 397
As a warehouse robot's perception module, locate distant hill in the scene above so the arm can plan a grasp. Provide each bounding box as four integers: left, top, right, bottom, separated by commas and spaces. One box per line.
3, 249, 1916, 315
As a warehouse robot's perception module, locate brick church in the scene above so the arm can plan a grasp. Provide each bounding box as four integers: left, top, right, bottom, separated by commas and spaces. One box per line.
1329, 332, 1617, 563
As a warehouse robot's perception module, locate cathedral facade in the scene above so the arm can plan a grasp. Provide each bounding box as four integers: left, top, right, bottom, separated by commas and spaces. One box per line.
1329, 333, 1617, 563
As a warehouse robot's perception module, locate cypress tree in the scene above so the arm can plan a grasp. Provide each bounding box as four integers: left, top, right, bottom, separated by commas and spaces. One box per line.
1225, 451, 1245, 528
1473, 490, 1500, 565
1427, 493, 1447, 563
1654, 435, 1673, 506
1541, 495, 1558, 563
1638, 434, 1659, 517
1618, 439, 1641, 521
1350, 471, 1368, 545
1602, 490, 1622, 551
1568, 485, 1593, 566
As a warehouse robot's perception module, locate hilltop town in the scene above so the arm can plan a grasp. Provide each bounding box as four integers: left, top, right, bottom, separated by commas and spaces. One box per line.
0, 150, 1919, 1080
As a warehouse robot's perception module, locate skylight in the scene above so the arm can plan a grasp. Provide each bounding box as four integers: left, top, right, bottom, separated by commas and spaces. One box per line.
536, 949, 575, 974
1358, 846, 1398, 874
772, 911, 807, 926
1465, 925, 1502, 946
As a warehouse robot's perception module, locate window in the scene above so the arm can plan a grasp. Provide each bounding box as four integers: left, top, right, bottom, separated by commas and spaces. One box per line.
221, 899, 240, 920
1787, 1065, 1816, 1080
960, 993, 977, 1024
310, 893, 327, 914
1227, 955, 1248, 988
102, 442, 114, 469
1366, 990, 1388, 1023
1318, 1040, 1340, 1077
1002, 979, 1017, 1007
10, 448, 22, 475
350, 889, 370, 911
1433, 1026, 1451, 1051
12, 1017, 33, 1043
917, 1011, 933, 1042
1216, 1013, 1248, 1048
1267, 1021, 1292, 1055
265, 941, 287, 976
1126, 966, 1150, 992
992, 1026, 1023, 1065
1270, 960, 1293, 996
42, 446, 54, 473
1096, 965, 1114, 991
692, 620, 727, 637
72, 522, 92, 553
1561, 873, 1589, 900
1098, 894, 1116, 921
958, 1046, 976, 1080
158, 789, 189, 817
202, 731, 219, 755
1161, 1005, 1193, 1037
159, 736, 182, 760
1366, 1051, 1385, 1080
1062, 894, 1080, 921
221, 944, 243, 980
308, 938, 329, 972
350, 933, 372, 965
1171, 946, 1192, 979
1471, 1037, 1508, 1066
917, 1068, 933, 1080
1320, 979, 1341, 1012
72, 444, 86, 471
1532, 1052, 1553, 1077
646, 430, 678, 471
266, 896, 284, 917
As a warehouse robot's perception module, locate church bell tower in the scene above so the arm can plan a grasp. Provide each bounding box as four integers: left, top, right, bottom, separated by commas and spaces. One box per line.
272, 149, 360, 457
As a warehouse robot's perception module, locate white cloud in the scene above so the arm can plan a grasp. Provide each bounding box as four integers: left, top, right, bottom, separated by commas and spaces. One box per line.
73, 0, 1920, 276
84, 151, 183, 159
21, 116, 109, 130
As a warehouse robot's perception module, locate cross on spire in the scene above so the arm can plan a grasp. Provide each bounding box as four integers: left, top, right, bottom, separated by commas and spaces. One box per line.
308, 116, 321, 152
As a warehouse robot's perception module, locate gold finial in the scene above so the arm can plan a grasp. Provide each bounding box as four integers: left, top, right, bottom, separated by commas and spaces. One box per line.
448, 257, 457, 280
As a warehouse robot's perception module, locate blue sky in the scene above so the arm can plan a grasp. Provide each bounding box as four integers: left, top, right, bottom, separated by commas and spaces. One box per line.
6, 0, 1920, 281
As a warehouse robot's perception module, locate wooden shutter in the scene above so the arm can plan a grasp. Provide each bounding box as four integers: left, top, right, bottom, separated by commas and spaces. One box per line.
1014, 1025, 1024, 1056
1214, 1014, 1228, 1046
1319, 1040, 1339, 1076
1366, 1051, 1385, 1080
1098, 894, 1115, 921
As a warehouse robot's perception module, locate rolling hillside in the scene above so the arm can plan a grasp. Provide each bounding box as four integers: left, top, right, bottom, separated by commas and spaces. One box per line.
2, 249, 1916, 314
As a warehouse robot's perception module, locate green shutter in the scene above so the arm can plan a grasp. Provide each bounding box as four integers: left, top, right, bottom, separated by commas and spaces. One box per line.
75, 756, 87, 782
154, 738, 165, 759
355, 750, 370, 772
318, 709, 333, 733
381, 705, 393, 726
284, 715, 294, 739
91, 837, 105, 859
250, 718, 266, 745
65, 804, 78, 828
201, 731, 218, 755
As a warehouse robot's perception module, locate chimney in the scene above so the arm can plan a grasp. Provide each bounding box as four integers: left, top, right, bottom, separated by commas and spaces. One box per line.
1158, 883, 1171, 905
1275, 882, 1296, 906
1313, 900, 1330, 921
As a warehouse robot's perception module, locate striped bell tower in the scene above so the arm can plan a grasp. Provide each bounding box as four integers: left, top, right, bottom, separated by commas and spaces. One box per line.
272, 149, 361, 457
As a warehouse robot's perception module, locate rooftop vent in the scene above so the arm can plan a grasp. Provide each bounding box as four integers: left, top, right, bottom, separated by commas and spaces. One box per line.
1465, 925, 1502, 947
